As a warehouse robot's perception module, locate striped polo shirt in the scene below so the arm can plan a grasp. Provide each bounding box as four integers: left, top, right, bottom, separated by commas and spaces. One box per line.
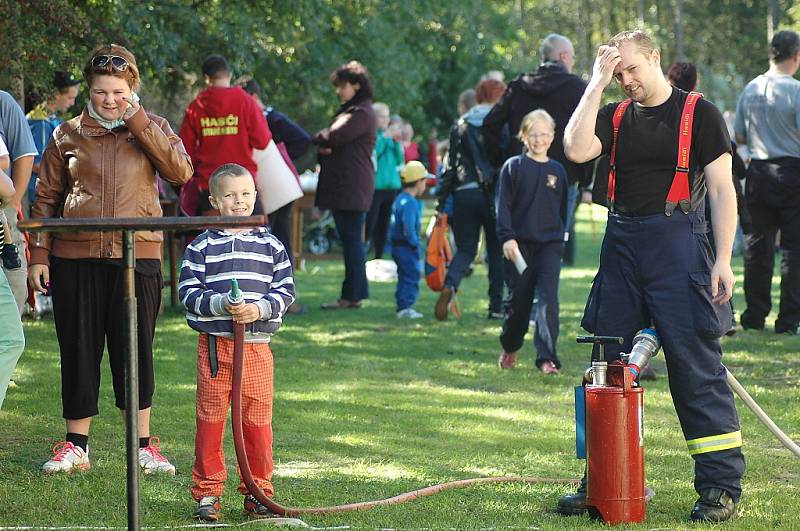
179, 227, 295, 342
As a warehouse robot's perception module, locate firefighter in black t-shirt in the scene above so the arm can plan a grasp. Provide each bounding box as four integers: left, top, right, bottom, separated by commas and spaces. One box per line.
559, 30, 744, 523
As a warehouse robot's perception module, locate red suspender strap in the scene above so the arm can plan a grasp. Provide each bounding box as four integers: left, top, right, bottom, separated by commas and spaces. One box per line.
665, 91, 703, 216
607, 99, 632, 211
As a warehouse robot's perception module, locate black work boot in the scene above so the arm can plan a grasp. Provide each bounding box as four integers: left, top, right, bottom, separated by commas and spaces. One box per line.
556, 474, 587, 516
690, 488, 736, 522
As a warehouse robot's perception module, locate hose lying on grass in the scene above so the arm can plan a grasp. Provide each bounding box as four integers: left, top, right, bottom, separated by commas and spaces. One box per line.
229, 322, 577, 516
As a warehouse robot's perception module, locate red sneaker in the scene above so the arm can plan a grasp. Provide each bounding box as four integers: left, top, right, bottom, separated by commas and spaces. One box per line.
139, 436, 176, 475
498, 351, 517, 369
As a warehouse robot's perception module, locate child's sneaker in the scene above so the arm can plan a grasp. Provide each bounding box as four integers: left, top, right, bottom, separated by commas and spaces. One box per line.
498, 351, 517, 369
138, 436, 176, 476
397, 308, 423, 319
194, 496, 221, 522
540, 360, 560, 375
42, 441, 90, 474
243, 493, 276, 518
1, 244, 21, 270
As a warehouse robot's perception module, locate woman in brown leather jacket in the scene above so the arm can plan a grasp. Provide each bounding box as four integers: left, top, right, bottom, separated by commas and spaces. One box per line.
28, 44, 193, 475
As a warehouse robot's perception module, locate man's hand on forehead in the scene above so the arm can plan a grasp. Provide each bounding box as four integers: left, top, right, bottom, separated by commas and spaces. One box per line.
591, 45, 622, 88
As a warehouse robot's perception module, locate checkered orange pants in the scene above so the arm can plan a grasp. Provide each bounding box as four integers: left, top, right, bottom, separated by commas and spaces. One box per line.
191, 333, 274, 500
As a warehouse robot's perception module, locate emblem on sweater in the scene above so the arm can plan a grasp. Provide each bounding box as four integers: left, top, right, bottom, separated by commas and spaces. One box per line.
546, 174, 558, 189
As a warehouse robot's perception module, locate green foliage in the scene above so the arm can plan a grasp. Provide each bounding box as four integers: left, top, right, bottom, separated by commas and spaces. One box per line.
1, 1, 799, 138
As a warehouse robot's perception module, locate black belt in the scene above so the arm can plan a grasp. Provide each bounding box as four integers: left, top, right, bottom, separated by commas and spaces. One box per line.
207, 334, 219, 378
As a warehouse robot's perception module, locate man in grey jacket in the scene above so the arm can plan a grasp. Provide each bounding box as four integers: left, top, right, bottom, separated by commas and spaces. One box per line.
735, 30, 800, 334
484, 34, 591, 265
0, 90, 37, 314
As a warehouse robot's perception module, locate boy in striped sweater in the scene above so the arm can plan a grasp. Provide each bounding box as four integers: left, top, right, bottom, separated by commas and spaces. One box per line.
179, 163, 295, 522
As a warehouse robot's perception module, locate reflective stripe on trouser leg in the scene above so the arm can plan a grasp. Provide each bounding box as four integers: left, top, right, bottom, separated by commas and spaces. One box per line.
686, 431, 742, 455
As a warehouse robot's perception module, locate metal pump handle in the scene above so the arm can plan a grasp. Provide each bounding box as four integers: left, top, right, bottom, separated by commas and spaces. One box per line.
576, 336, 625, 345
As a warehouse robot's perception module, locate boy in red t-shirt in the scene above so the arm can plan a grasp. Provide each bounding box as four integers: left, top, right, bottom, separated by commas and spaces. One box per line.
179, 55, 270, 216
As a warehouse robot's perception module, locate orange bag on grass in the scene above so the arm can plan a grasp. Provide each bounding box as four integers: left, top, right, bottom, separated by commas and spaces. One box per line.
425, 214, 452, 292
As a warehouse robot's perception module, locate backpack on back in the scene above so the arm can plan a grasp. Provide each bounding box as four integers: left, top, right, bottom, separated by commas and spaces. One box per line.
461, 121, 497, 188
450, 118, 499, 191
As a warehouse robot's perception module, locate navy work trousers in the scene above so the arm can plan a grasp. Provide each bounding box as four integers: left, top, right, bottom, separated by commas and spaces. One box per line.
582, 210, 744, 500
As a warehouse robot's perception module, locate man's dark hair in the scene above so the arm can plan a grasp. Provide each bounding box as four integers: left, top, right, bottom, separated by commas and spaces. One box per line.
330, 61, 373, 101
236, 76, 262, 99
667, 62, 697, 92
53, 70, 80, 91
202, 55, 230, 79
770, 30, 800, 63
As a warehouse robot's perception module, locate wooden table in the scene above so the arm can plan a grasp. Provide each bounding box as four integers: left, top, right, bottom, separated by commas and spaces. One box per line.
290, 191, 316, 267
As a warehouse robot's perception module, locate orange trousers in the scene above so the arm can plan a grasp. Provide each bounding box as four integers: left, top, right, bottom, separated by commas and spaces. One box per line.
191, 334, 274, 500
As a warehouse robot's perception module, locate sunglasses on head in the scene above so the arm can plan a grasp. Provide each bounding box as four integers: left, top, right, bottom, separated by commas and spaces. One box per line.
91, 55, 129, 72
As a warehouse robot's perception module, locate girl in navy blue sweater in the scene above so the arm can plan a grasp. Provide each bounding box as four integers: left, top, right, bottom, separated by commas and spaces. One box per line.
496, 110, 568, 373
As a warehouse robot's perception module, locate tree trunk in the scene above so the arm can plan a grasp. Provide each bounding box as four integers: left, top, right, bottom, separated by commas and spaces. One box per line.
675, 0, 685, 61
578, 0, 593, 76
767, 0, 779, 42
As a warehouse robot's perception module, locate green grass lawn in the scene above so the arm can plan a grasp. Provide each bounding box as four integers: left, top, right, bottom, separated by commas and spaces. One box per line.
1, 204, 798, 529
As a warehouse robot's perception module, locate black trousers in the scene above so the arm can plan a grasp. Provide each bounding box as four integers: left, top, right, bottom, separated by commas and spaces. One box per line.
500, 241, 562, 367
445, 188, 504, 312
50, 258, 161, 419
269, 200, 295, 263
742, 158, 800, 331
364, 189, 398, 259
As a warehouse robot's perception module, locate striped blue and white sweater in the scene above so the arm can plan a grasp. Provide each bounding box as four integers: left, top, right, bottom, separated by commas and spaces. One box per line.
179, 227, 295, 342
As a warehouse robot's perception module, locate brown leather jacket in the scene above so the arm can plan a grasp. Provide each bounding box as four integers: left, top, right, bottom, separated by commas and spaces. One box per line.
30, 107, 193, 266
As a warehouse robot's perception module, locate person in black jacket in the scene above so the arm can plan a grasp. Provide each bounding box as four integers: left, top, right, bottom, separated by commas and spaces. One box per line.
313, 61, 377, 309
484, 34, 591, 265
434, 79, 506, 321
239, 77, 312, 314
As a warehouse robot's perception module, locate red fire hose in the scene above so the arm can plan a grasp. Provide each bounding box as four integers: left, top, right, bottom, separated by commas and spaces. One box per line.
230, 322, 578, 517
